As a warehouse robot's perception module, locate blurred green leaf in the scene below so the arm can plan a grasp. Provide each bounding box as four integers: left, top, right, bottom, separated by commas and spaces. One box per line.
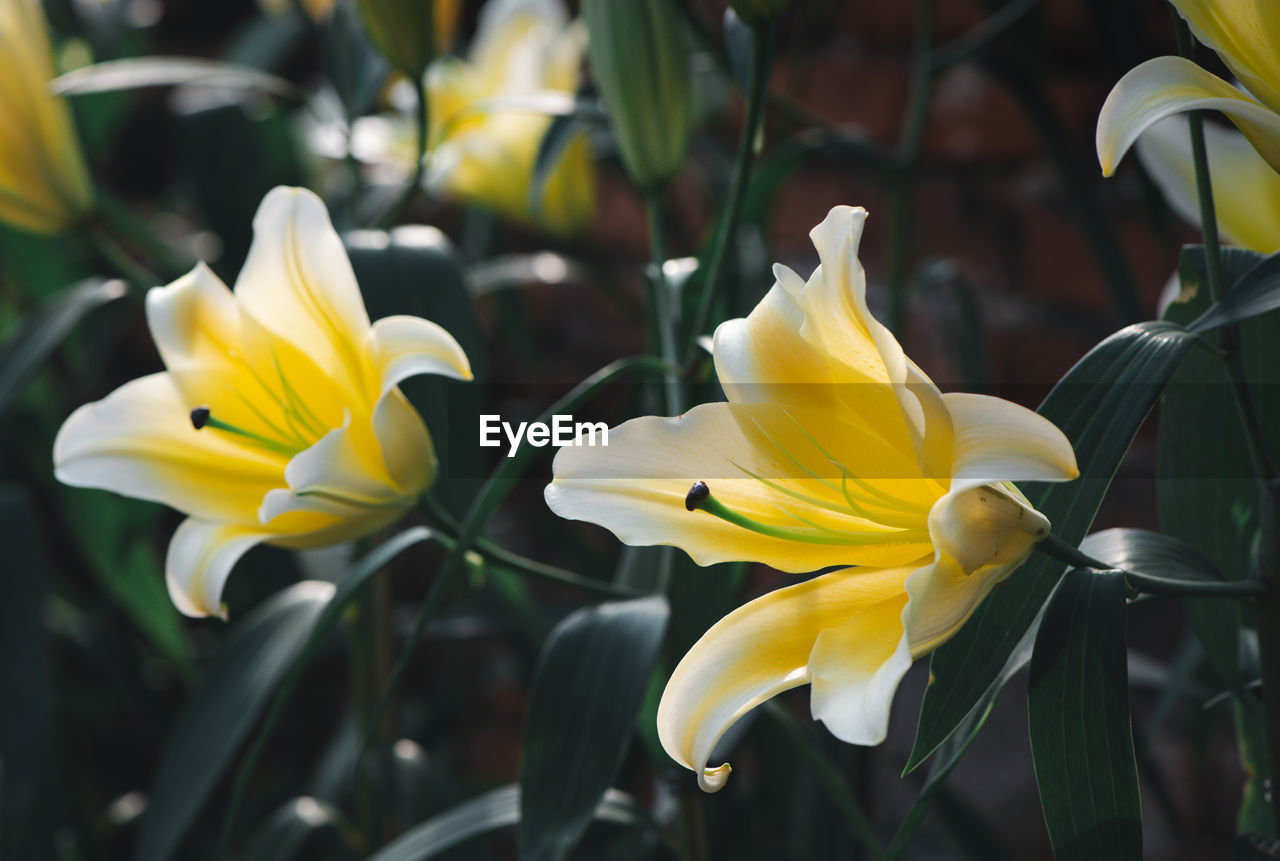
0, 486, 59, 861
138, 580, 335, 861
1028, 569, 1141, 860
322, 1, 391, 121
518, 595, 669, 861
369, 785, 647, 861
221, 528, 435, 848
1079, 528, 1225, 586
908, 320, 1197, 771
0, 278, 126, 419
529, 98, 600, 219
51, 57, 302, 100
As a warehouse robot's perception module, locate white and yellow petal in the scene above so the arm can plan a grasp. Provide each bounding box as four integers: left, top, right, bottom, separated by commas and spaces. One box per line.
657, 564, 920, 791
546, 401, 937, 574
1135, 114, 1280, 253
53, 373, 285, 525
164, 517, 272, 619
234, 187, 373, 395
943, 392, 1078, 489
1097, 56, 1280, 177
1168, 0, 1280, 115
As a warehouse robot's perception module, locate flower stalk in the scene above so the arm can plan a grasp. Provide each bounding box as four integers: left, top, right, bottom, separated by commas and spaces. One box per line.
682, 17, 772, 360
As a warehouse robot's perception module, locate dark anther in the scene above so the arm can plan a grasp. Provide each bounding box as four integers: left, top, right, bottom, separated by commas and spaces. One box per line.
685, 480, 710, 511
190, 406, 211, 430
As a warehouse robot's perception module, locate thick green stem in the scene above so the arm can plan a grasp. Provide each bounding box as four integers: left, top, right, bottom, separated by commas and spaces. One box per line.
682, 20, 771, 360
645, 192, 682, 415
376, 73, 430, 228
887, 0, 936, 338
1035, 534, 1268, 599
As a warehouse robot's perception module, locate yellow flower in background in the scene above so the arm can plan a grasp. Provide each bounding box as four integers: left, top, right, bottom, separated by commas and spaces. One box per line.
1097, 0, 1280, 179
0, 0, 92, 234
54, 187, 472, 618
352, 0, 593, 234
546, 206, 1078, 792
1134, 115, 1280, 254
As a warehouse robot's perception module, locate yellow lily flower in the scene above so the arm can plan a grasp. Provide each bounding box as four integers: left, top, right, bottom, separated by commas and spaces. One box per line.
1134, 114, 1280, 254
545, 206, 1078, 792
353, 0, 593, 234
1097, 0, 1280, 179
0, 0, 92, 234
54, 187, 472, 619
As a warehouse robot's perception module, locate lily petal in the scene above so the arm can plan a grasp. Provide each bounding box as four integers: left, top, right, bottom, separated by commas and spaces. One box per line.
165, 517, 271, 618
1097, 56, 1280, 177
1168, 0, 1280, 115
278, 412, 413, 514
371, 388, 437, 499
146, 262, 239, 369
368, 314, 473, 394
928, 483, 1049, 577
234, 187, 372, 394
53, 373, 285, 524
657, 565, 919, 791
546, 401, 936, 574
1135, 114, 1280, 253
943, 392, 1079, 488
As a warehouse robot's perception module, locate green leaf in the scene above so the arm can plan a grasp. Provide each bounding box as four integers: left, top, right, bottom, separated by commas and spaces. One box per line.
0, 487, 59, 859
321, 0, 390, 121
240, 797, 346, 861
138, 580, 335, 861
908, 320, 1197, 771
50, 57, 302, 100
1079, 527, 1225, 585
368, 785, 647, 861
518, 596, 669, 861
1028, 569, 1141, 860
0, 278, 127, 419
219, 528, 435, 848
887, 614, 1040, 859
1185, 247, 1280, 334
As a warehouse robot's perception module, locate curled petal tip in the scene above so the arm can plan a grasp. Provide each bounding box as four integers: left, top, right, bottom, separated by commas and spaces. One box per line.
698, 763, 732, 793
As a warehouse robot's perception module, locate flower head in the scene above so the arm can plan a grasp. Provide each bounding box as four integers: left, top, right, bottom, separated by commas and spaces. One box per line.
352, 0, 593, 233
54, 187, 472, 618
0, 0, 92, 234
545, 206, 1077, 791
1097, 0, 1280, 180
426, 0, 592, 232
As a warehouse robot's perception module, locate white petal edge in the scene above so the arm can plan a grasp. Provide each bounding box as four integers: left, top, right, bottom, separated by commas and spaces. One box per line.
656, 564, 922, 792
165, 517, 270, 618
368, 314, 473, 394
1097, 56, 1280, 177
942, 392, 1078, 490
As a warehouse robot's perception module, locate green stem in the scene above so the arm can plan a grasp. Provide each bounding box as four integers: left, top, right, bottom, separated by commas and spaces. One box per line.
645, 192, 682, 415
682, 20, 771, 361
376, 73, 430, 228
1035, 535, 1268, 599
93, 190, 188, 280
87, 224, 158, 290
887, 0, 936, 338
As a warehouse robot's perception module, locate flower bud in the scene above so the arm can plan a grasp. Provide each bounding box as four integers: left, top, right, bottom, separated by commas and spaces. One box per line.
357, 0, 461, 78
0, 0, 92, 234
728, 0, 788, 26
582, 0, 691, 190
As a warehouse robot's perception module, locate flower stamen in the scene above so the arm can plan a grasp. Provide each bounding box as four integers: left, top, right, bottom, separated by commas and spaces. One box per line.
190, 405, 303, 458
684, 481, 929, 547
